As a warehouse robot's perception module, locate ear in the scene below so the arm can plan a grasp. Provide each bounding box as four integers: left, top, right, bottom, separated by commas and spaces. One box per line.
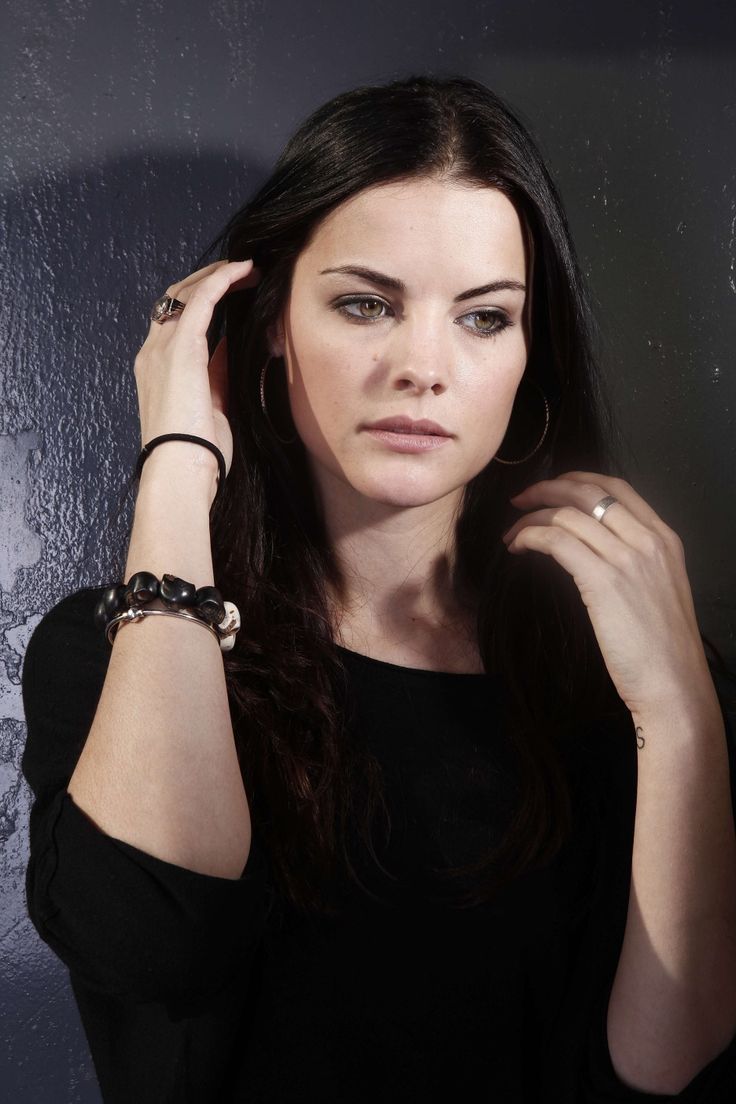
266, 318, 285, 359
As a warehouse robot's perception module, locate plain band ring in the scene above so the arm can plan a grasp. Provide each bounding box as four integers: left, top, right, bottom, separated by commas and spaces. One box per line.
150, 295, 186, 324
592, 495, 618, 521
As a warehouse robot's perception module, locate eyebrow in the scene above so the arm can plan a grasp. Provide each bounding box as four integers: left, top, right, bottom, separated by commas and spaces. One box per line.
319, 264, 526, 302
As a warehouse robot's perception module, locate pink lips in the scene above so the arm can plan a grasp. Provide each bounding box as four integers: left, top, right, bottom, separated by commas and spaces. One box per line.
362, 416, 454, 454
364, 416, 452, 436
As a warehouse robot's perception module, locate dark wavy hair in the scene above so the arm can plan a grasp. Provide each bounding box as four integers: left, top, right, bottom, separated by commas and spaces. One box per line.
115, 73, 731, 919
164, 71, 640, 918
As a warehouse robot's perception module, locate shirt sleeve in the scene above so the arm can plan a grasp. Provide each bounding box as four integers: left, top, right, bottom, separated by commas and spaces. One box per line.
20, 586, 272, 1016
579, 659, 736, 1102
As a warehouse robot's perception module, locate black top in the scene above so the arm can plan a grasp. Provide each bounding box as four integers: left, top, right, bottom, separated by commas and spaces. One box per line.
20, 585, 736, 1104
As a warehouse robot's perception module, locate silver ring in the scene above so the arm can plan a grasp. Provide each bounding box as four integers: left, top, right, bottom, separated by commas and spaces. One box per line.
150, 295, 186, 324
592, 495, 618, 522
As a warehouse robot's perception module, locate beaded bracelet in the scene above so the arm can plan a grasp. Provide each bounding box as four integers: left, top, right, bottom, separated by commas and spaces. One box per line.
94, 571, 241, 652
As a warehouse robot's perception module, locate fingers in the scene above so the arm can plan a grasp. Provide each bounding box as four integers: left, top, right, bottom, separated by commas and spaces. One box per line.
164, 257, 261, 299
146, 259, 259, 342
159, 259, 257, 337
165, 259, 229, 297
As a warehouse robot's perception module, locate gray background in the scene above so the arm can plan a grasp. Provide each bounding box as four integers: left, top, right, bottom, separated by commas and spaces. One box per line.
1, 1, 734, 1099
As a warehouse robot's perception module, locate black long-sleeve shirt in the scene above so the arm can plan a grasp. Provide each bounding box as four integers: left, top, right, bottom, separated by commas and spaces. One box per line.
20, 585, 736, 1103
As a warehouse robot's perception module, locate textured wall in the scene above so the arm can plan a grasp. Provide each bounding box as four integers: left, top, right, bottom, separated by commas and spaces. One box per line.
1, 1, 735, 1099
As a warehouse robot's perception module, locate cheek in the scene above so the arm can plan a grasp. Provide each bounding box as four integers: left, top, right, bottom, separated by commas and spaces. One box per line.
286, 352, 357, 444
459, 347, 527, 452
466, 337, 527, 404
507, 324, 530, 373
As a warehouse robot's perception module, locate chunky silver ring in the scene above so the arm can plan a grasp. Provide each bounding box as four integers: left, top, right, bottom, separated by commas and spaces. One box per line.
592, 495, 618, 521
150, 295, 186, 324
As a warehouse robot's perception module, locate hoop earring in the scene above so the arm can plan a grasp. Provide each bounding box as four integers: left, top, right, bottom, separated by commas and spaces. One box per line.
492, 378, 550, 465
260, 357, 298, 445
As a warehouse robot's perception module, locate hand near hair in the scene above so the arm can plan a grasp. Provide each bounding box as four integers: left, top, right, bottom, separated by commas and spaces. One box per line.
134, 259, 261, 498
501, 472, 720, 721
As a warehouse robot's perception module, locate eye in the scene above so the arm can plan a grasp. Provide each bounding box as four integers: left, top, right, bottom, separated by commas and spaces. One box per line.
333, 296, 390, 322
331, 296, 514, 339
457, 310, 512, 339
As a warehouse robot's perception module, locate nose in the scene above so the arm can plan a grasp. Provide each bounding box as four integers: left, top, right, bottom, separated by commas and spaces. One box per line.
388, 339, 449, 395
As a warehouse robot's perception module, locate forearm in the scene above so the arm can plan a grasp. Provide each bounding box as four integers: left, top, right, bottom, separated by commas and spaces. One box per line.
606, 688, 736, 1093
67, 444, 252, 880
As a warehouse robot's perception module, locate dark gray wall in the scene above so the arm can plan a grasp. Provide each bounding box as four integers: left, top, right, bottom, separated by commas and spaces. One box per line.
2, 1, 734, 1099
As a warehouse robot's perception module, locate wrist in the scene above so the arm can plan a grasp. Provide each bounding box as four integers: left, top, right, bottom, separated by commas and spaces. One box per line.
137, 442, 220, 507
124, 488, 216, 589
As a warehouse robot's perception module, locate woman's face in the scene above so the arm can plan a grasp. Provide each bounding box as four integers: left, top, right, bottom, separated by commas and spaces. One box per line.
268, 176, 530, 511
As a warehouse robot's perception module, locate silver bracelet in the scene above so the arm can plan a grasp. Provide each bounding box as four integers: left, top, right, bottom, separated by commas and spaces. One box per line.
106, 605, 239, 652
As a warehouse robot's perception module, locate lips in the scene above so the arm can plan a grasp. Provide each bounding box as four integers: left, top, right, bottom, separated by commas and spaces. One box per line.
364, 416, 452, 437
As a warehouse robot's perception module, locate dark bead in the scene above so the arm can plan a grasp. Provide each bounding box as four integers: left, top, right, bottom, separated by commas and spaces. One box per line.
94, 584, 128, 630
159, 573, 197, 609
105, 584, 127, 615
93, 596, 109, 630
125, 571, 160, 607
194, 586, 226, 625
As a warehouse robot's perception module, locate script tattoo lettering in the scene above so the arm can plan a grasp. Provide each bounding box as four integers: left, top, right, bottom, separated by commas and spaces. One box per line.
635, 725, 645, 750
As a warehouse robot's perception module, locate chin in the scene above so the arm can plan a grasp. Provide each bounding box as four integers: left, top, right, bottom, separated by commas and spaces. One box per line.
341, 463, 467, 508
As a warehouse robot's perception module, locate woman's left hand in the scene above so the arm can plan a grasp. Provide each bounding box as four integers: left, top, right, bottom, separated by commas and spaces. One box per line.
501, 471, 717, 718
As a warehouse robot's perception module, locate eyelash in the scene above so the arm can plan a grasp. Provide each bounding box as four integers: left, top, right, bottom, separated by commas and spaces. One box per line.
331, 296, 514, 339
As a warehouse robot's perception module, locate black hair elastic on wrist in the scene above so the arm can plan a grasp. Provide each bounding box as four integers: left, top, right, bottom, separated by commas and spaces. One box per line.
134, 434, 227, 517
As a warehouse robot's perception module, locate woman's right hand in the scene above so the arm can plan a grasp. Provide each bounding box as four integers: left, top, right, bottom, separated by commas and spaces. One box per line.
133, 258, 261, 502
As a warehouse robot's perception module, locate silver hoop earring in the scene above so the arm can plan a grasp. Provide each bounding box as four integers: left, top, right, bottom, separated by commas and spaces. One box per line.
260, 357, 298, 445
492, 378, 550, 465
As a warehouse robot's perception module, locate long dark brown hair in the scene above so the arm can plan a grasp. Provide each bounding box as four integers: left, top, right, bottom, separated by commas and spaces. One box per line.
114, 74, 730, 918
186, 72, 638, 917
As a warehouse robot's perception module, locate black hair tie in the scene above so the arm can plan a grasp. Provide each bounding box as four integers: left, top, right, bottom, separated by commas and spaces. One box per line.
134, 434, 227, 517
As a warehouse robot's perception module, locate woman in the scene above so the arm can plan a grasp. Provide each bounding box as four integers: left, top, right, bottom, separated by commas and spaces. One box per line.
21, 74, 736, 1102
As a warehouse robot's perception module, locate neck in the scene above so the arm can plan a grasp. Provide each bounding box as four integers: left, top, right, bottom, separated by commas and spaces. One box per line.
321, 482, 475, 645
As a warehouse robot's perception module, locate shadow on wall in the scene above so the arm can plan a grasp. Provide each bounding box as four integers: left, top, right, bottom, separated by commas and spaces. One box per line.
0, 147, 269, 1103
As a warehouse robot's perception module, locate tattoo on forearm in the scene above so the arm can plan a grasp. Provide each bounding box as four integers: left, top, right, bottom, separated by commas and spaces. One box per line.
635, 725, 645, 750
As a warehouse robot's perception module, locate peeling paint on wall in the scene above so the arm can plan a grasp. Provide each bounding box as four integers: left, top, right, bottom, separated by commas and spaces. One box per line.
0, 432, 44, 593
